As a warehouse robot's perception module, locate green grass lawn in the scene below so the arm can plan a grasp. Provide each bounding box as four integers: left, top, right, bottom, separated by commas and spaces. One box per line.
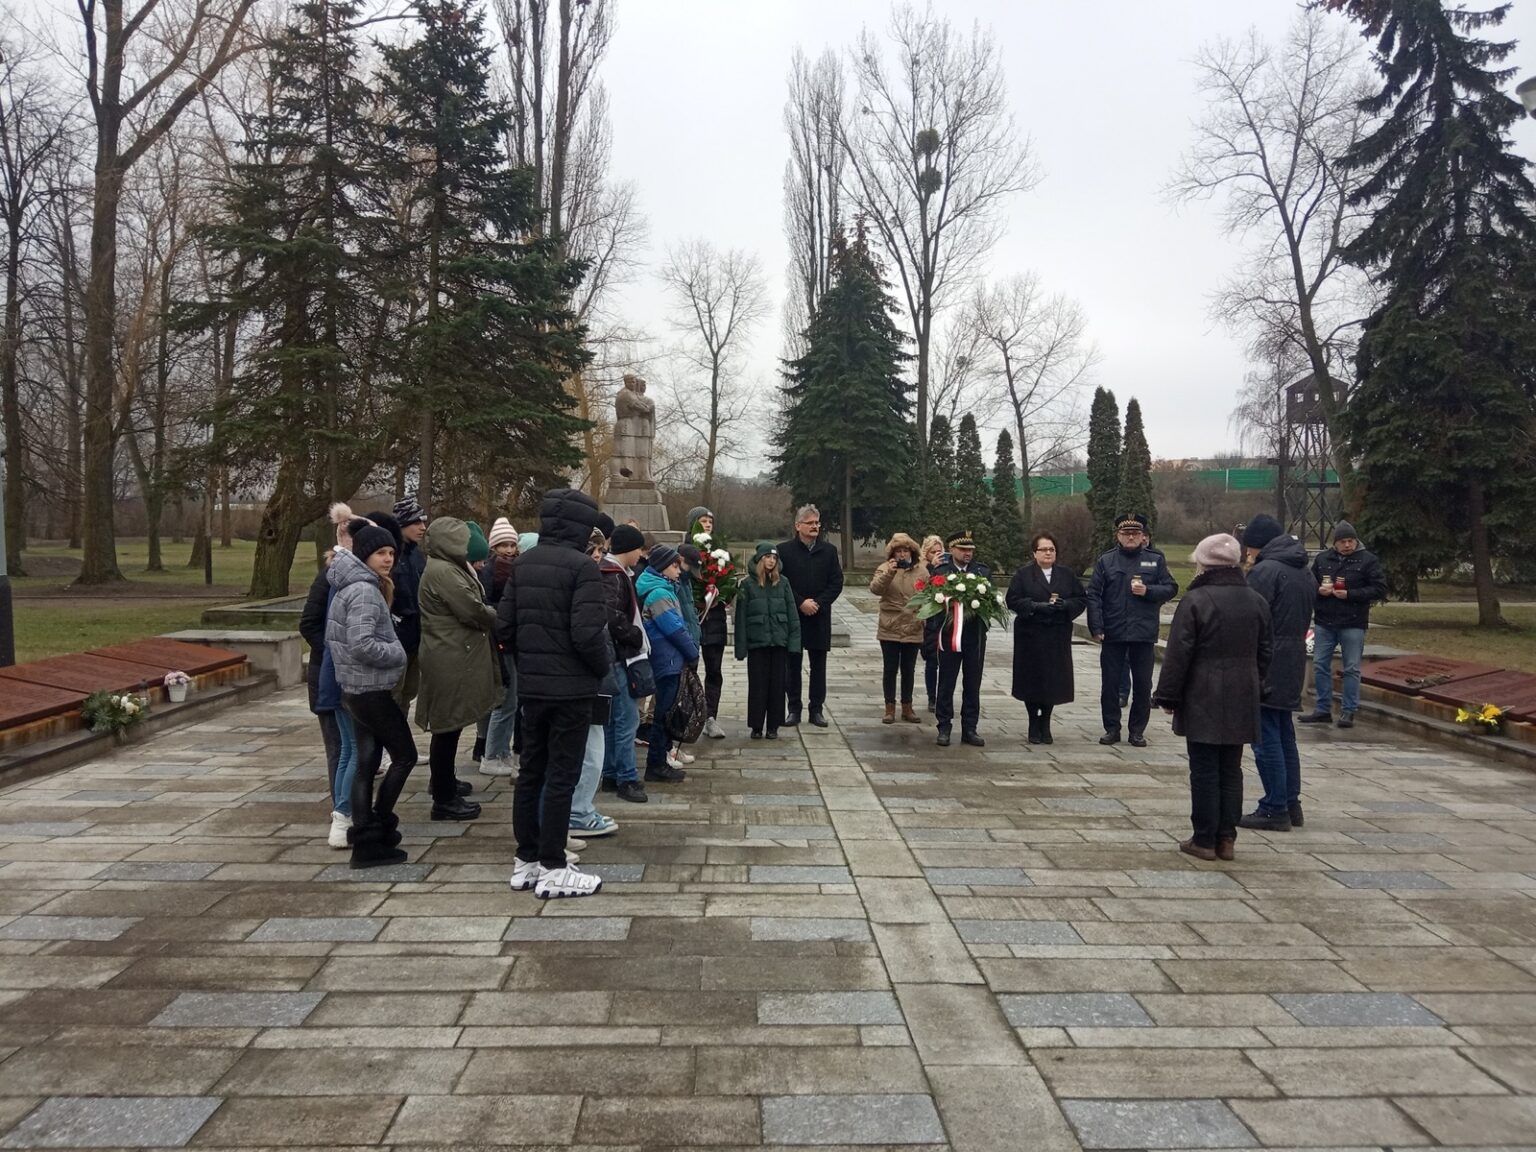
12, 601, 217, 665
1369, 603, 1536, 674
13, 538, 263, 592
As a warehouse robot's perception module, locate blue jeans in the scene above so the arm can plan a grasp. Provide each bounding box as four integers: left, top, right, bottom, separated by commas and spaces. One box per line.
1313, 625, 1365, 714
569, 723, 606, 823
647, 674, 680, 769
1252, 705, 1300, 815
331, 709, 358, 816
604, 664, 640, 784
484, 657, 518, 760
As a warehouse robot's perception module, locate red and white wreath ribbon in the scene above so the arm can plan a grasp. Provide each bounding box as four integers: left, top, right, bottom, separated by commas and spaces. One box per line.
948, 598, 965, 650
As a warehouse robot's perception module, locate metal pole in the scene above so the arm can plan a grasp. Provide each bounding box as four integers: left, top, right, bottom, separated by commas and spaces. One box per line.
0, 452, 15, 666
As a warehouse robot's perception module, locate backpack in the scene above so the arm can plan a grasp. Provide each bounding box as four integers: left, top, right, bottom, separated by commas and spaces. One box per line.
666, 666, 708, 744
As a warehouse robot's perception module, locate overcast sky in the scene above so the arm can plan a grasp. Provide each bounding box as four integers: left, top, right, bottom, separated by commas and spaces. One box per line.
599, 0, 1536, 471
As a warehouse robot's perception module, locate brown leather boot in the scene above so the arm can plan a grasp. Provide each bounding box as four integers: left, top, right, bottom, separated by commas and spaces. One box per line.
901, 703, 920, 723
1216, 838, 1235, 862
882, 703, 896, 725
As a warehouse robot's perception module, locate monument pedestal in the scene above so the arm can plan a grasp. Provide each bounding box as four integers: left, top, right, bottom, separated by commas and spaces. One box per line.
603, 483, 682, 544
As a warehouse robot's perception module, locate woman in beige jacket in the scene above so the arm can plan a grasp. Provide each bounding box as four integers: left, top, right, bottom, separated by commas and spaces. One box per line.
869, 532, 929, 724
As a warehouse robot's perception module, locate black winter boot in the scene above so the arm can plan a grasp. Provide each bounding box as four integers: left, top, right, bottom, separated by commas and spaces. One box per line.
350, 823, 408, 870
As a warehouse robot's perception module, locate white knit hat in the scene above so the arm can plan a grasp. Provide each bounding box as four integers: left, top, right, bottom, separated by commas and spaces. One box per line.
488, 517, 518, 548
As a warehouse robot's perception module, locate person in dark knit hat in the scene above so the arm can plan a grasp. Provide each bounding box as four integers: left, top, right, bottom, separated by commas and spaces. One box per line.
636, 544, 698, 780
1236, 515, 1315, 830
599, 524, 650, 803
389, 499, 429, 711
1301, 520, 1386, 729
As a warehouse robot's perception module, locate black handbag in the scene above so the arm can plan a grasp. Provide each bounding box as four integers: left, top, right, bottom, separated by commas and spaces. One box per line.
625, 655, 655, 699
666, 667, 708, 744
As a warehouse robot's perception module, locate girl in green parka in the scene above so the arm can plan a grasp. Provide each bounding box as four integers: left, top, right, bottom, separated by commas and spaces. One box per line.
734, 542, 802, 739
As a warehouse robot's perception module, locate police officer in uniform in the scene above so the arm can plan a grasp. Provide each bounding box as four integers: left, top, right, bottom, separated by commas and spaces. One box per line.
1086, 512, 1178, 746
927, 530, 992, 748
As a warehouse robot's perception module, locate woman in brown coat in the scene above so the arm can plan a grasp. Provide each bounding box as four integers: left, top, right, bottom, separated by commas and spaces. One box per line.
1153, 533, 1273, 863
869, 532, 928, 724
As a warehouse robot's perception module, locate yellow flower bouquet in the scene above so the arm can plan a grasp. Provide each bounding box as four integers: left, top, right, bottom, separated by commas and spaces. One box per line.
1454, 703, 1505, 735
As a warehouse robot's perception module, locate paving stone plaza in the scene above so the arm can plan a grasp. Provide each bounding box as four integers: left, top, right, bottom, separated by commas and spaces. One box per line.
2, 597, 1536, 1149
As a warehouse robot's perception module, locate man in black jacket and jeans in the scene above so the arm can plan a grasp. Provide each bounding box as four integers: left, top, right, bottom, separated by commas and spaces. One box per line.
497, 489, 611, 900
1301, 521, 1387, 729
777, 504, 843, 727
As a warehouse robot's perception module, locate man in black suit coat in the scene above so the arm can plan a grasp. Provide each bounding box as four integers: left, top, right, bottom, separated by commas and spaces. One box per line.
926, 530, 991, 748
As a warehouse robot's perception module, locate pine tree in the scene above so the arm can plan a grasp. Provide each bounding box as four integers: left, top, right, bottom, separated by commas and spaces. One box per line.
1328, 0, 1536, 626
920, 414, 957, 538
1085, 386, 1121, 552
990, 428, 1028, 573
197, 0, 397, 597
1115, 397, 1155, 534
382, 0, 590, 512
773, 228, 914, 558
954, 414, 994, 556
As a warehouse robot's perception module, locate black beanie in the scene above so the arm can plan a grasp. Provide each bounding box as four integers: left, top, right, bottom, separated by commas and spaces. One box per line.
1241, 514, 1285, 550
365, 511, 404, 555
1333, 520, 1358, 542
595, 512, 615, 538
678, 543, 702, 565
352, 525, 395, 568
610, 524, 645, 554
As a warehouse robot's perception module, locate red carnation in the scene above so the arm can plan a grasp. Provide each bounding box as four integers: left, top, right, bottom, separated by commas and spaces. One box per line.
913, 578, 927, 590
930, 574, 947, 586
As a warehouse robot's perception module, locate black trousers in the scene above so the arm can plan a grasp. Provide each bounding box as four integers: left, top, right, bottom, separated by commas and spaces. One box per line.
1187, 740, 1243, 849
342, 690, 418, 831
516, 697, 590, 869
787, 647, 828, 713
702, 643, 725, 718
1100, 641, 1155, 736
746, 646, 788, 733
935, 637, 985, 734
1024, 702, 1054, 738
880, 640, 920, 704
427, 728, 463, 802
923, 651, 938, 705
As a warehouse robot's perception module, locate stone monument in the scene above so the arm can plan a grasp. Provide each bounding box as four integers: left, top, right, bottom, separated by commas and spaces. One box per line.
602, 374, 679, 540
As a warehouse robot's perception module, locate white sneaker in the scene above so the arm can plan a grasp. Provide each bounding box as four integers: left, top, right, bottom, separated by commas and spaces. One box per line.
703, 717, 726, 739
480, 756, 516, 776
534, 865, 603, 900
669, 748, 693, 767
566, 849, 580, 865
327, 811, 352, 849
567, 837, 587, 851
509, 858, 546, 891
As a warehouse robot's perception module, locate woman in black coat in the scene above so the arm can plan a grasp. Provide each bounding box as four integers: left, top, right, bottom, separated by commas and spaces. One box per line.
1004, 533, 1086, 745
1153, 533, 1273, 863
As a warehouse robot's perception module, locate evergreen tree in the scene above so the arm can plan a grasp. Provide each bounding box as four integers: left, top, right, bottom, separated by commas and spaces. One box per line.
382, 0, 590, 511
1115, 397, 1155, 533
954, 414, 994, 555
1328, 0, 1536, 625
920, 414, 957, 538
198, 0, 398, 597
773, 228, 914, 558
1085, 386, 1121, 552
990, 427, 1028, 573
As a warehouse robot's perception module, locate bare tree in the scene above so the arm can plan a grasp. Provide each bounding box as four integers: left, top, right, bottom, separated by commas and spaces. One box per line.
0, 32, 70, 575
839, 3, 1038, 447
658, 239, 769, 510
964, 274, 1098, 527
70, 0, 260, 583
927, 314, 996, 429
781, 47, 845, 357
1170, 9, 1376, 505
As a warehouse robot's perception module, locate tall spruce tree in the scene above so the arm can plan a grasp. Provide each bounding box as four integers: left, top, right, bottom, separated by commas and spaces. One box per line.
1328, 0, 1536, 624
990, 428, 1028, 572
1115, 397, 1155, 533
920, 414, 957, 538
199, 0, 397, 597
382, 0, 590, 512
774, 229, 914, 560
954, 414, 994, 555
1085, 386, 1121, 552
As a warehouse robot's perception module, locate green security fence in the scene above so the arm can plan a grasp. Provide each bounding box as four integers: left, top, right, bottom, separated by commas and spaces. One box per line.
1024, 467, 1337, 497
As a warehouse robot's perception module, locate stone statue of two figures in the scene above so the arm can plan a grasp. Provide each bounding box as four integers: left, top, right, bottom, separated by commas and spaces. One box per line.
602, 373, 676, 537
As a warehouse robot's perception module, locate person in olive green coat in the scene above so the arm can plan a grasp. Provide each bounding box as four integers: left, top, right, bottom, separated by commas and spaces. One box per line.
416, 517, 498, 820
734, 543, 802, 739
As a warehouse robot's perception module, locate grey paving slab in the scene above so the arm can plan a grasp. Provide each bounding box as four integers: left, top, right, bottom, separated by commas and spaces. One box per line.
583, 863, 646, 883
751, 916, 872, 941
924, 866, 1034, 887
315, 862, 432, 883
999, 993, 1153, 1028
761, 1093, 946, 1145
750, 865, 853, 884
0, 823, 91, 839
0, 1096, 220, 1149
246, 917, 385, 942
1328, 869, 1452, 890
746, 824, 838, 840
0, 916, 139, 941
1125, 868, 1240, 889
1275, 992, 1446, 1026
954, 919, 1082, 945
740, 793, 826, 807
1061, 1099, 1258, 1149
151, 991, 323, 1027
503, 916, 631, 940
758, 991, 905, 1025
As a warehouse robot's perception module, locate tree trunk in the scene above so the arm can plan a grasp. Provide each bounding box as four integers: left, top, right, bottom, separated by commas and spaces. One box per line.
219, 470, 232, 546
65, 340, 83, 549
547, 0, 573, 243
1013, 411, 1033, 531
188, 516, 208, 570
249, 456, 326, 599
80, 136, 125, 583
841, 457, 854, 569
1465, 478, 1504, 628
2, 219, 26, 576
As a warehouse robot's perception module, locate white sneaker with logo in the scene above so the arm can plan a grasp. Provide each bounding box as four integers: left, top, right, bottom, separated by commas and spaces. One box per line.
703, 717, 726, 739
328, 811, 352, 849
509, 858, 546, 891
534, 865, 603, 900
479, 756, 516, 776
